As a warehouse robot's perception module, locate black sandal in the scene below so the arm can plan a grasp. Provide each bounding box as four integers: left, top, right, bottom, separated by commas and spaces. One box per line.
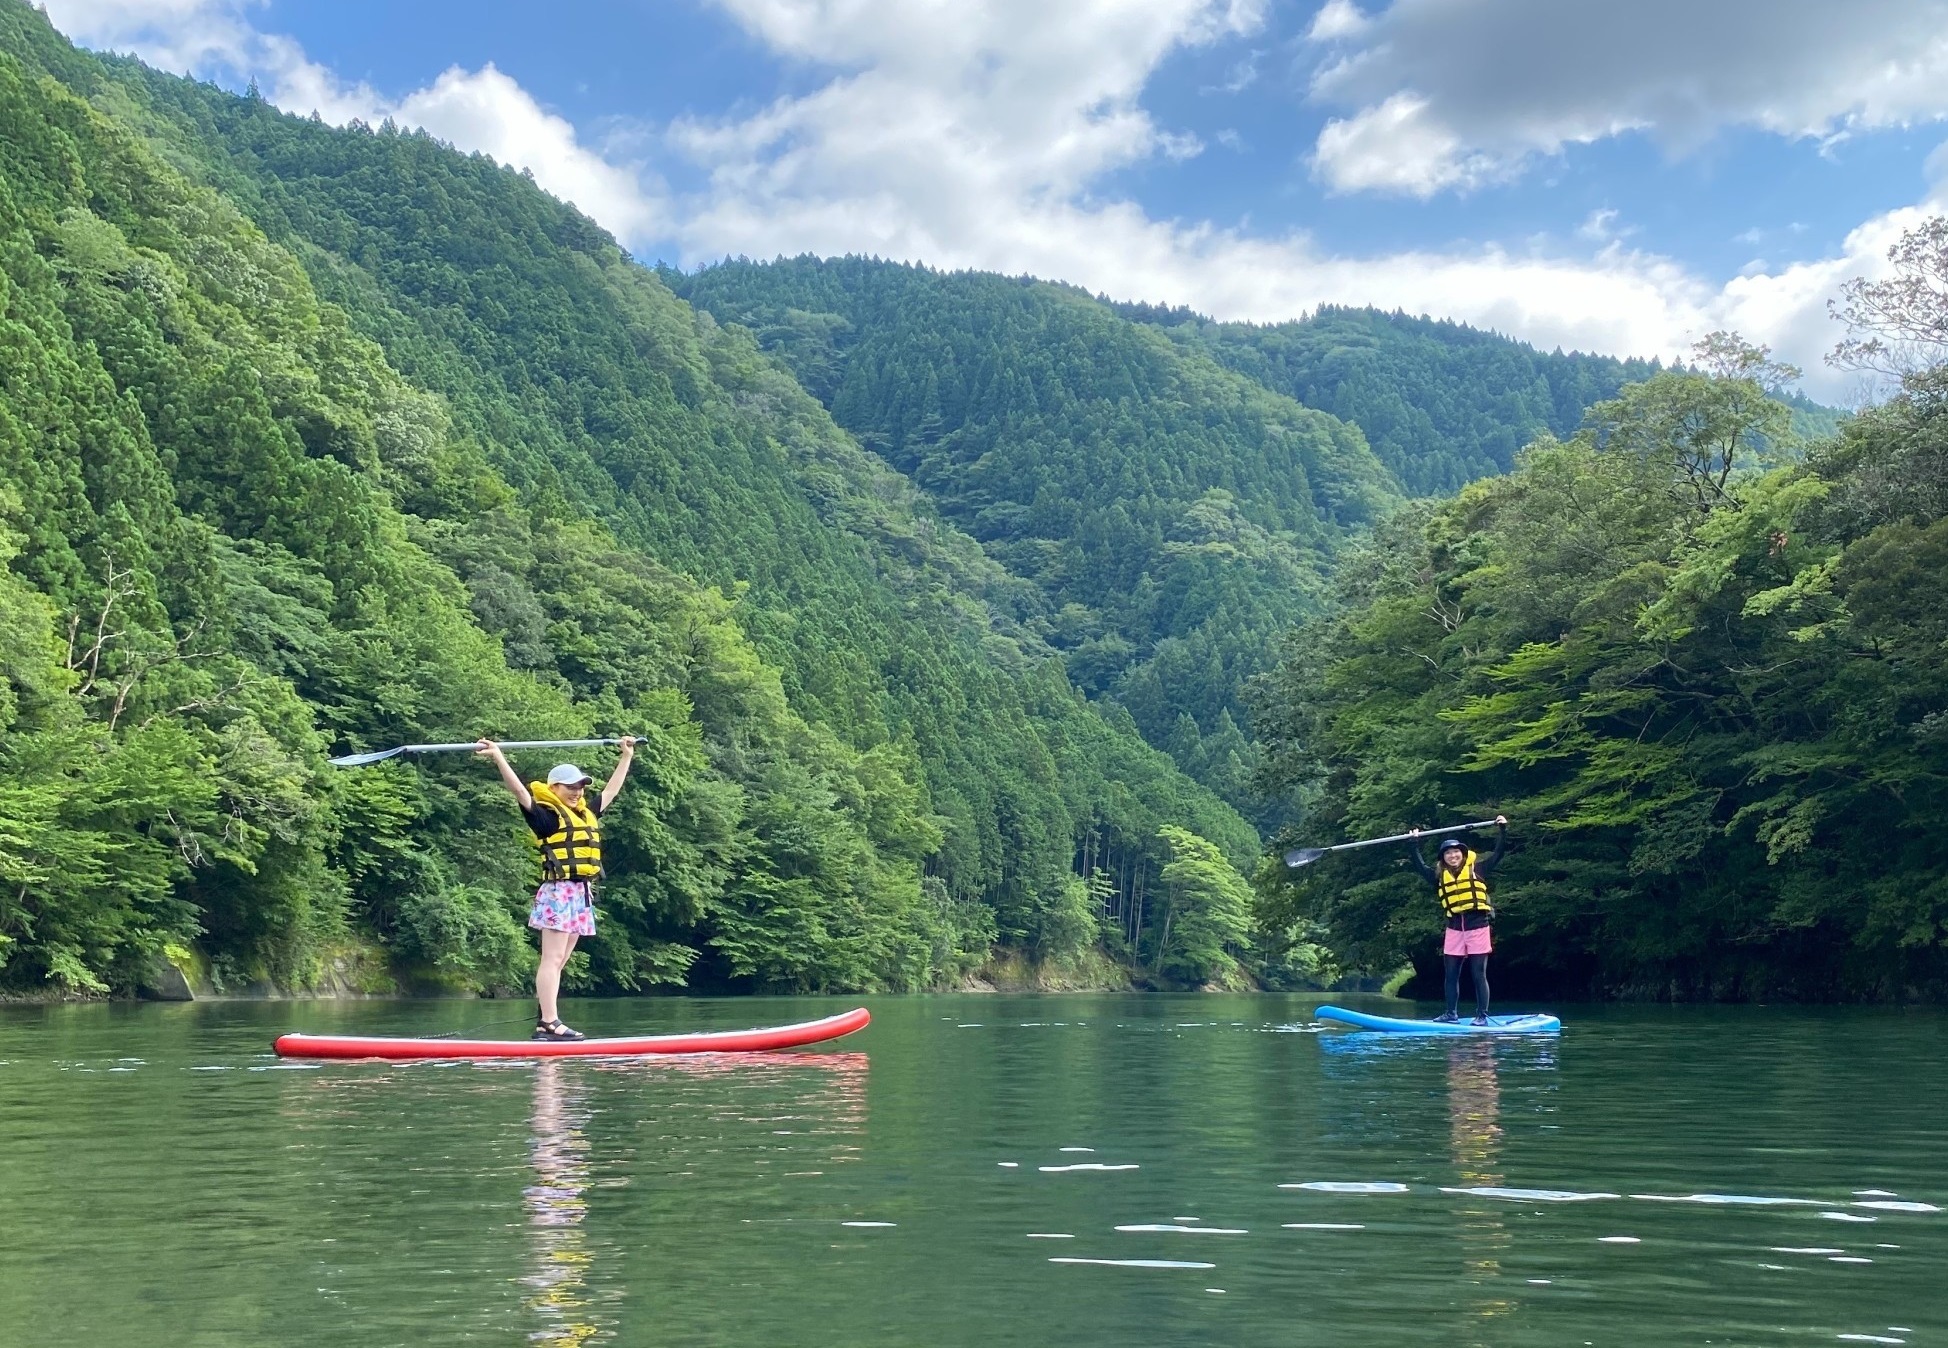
532, 1018, 585, 1042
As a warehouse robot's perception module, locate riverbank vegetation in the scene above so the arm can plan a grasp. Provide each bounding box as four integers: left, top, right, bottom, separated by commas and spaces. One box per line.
1254, 257, 1948, 999
0, 5, 1253, 997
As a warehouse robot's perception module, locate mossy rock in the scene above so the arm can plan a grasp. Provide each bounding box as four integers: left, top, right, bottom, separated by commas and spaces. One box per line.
137, 943, 210, 1000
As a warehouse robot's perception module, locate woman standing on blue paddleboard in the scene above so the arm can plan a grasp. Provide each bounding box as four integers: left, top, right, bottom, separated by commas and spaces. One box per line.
476, 736, 637, 1042
1408, 817, 1507, 1025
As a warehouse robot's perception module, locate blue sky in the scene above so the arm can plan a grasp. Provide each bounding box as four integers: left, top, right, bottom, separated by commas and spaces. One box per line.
43, 0, 1948, 396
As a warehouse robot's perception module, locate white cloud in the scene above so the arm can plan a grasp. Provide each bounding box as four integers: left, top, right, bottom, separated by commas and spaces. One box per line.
1203, 52, 1260, 96
1718, 204, 1938, 380
1306, 0, 1368, 42
665, 0, 1945, 398
1312, 92, 1506, 195
672, 0, 1257, 234
662, 3, 1853, 379
1307, 0, 1948, 198
390, 67, 664, 240
41, 0, 665, 241
35, 0, 1946, 400
1577, 208, 1619, 243
41, 0, 256, 72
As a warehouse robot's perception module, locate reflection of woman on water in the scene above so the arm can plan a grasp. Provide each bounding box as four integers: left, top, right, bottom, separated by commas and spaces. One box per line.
1409, 817, 1507, 1024
1447, 1040, 1511, 1331
1446, 1040, 1504, 1170
525, 1062, 598, 1347
477, 737, 636, 1041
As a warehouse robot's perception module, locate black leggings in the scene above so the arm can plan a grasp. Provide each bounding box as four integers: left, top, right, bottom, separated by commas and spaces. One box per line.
1444, 954, 1490, 1017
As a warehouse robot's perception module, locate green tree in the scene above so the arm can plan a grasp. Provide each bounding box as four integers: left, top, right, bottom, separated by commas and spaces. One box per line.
1152, 825, 1252, 984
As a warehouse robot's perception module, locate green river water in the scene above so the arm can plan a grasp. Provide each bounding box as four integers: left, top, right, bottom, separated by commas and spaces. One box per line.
0, 995, 1942, 1346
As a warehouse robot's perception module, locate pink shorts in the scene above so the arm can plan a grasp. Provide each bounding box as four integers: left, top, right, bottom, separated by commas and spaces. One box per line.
1443, 925, 1492, 957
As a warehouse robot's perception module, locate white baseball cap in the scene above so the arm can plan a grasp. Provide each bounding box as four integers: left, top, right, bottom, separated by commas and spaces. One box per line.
546, 763, 592, 786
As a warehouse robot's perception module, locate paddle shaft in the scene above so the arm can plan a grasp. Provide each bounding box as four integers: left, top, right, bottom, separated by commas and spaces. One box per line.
402, 737, 628, 755
328, 737, 636, 767
1286, 818, 1503, 868
1326, 819, 1503, 856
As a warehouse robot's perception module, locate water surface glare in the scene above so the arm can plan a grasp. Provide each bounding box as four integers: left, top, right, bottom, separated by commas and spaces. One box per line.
0, 995, 1944, 1345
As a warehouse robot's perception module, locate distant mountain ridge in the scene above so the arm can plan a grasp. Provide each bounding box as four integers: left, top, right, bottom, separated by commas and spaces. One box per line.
677, 258, 1802, 813
677, 258, 1403, 817
1137, 303, 1842, 497
1151, 305, 1660, 497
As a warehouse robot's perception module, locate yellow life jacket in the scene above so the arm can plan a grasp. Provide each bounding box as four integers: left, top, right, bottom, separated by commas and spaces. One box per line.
1435, 850, 1492, 918
528, 782, 602, 882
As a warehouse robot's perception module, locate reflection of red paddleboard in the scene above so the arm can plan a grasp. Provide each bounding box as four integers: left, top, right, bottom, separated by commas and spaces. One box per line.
273, 1007, 871, 1060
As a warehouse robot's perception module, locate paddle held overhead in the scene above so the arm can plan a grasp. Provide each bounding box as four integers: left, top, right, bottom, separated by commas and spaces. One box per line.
327, 738, 638, 768
1283, 819, 1504, 869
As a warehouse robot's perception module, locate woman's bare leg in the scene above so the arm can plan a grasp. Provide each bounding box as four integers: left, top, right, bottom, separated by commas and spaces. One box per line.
535, 929, 580, 1024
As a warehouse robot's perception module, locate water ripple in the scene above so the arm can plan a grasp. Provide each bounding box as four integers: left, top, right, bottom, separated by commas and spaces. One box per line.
1632, 1192, 1821, 1206
1442, 1186, 1619, 1202
1114, 1224, 1247, 1235
1281, 1181, 1409, 1193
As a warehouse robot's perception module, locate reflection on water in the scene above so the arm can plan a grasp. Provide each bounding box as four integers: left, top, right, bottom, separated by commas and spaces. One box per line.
523, 1062, 597, 1347
1447, 1040, 1505, 1174
0, 998, 1944, 1347
1448, 1039, 1512, 1334
513, 1050, 872, 1346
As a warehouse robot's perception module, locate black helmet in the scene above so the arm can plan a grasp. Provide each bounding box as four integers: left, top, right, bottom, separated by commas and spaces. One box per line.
1439, 838, 1465, 854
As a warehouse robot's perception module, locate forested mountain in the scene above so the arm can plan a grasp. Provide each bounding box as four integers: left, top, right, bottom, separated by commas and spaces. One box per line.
1253, 338, 1948, 1001
0, 3, 1259, 998
675, 263, 1775, 817
677, 259, 1401, 813
1146, 306, 1847, 498
1146, 306, 1662, 497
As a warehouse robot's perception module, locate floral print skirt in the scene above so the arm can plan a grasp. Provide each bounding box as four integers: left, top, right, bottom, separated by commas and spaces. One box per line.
528, 880, 596, 936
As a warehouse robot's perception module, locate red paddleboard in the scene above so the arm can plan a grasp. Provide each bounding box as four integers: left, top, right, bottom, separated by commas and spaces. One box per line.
273, 1007, 871, 1060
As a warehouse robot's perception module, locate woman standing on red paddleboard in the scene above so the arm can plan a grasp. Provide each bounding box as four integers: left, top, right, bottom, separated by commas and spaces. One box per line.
1408, 816, 1507, 1025
476, 737, 636, 1041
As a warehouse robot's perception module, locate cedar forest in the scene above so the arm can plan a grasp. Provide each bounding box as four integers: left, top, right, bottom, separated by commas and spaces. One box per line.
1, 3, 1942, 1003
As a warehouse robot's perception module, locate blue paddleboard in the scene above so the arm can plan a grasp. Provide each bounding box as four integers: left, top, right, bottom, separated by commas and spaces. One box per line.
1315, 1005, 1561, 1035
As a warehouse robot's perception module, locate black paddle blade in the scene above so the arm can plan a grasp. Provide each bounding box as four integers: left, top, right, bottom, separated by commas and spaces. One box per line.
1283, 846, 1327, 869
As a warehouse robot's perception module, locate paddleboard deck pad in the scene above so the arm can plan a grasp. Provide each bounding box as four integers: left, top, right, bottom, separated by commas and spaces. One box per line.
273, 1007, 871, 1060
1315, 1005, 1560, 1035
